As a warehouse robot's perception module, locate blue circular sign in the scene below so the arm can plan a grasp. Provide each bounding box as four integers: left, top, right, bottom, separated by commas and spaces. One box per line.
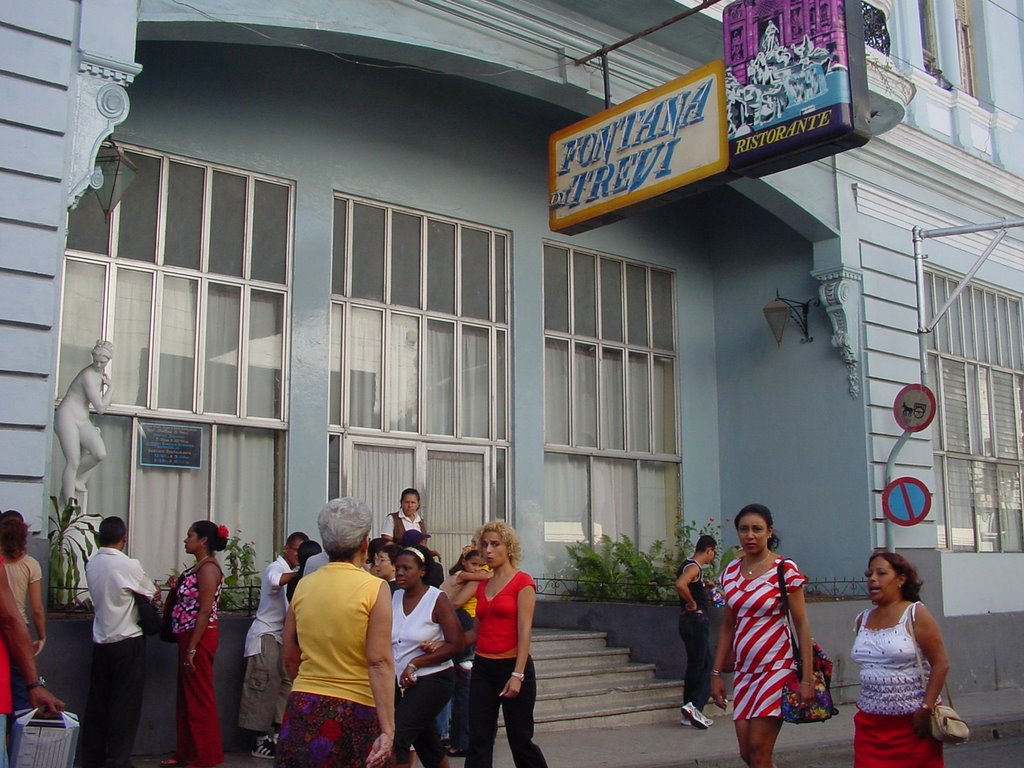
882, 477, 932, 527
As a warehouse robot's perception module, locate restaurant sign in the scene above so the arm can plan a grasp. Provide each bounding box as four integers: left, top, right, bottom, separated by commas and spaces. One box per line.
723, 0, 870, 176
548, 60, 728, 235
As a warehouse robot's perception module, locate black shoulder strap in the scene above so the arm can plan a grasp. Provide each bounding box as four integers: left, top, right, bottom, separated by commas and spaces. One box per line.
777, 559, 799, 657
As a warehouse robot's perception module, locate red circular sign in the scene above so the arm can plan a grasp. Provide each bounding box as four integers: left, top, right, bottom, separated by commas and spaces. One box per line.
893, 384, 936, 433
882, 477, 932, 527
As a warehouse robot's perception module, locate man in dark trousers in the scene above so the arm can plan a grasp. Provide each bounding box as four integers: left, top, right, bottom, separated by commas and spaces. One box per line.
82, 516, 159, 768
676, 534, 717, 729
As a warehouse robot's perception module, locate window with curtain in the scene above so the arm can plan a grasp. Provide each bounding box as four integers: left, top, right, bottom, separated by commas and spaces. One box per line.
59, 146, 291, 573
543, 243, 680, 559
328, 196, 511, 540
927, 271, 1024, 552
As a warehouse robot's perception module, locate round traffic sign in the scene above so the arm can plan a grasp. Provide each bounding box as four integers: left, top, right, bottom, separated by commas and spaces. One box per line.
882, 477, 932, 527
893, 384, 936, 433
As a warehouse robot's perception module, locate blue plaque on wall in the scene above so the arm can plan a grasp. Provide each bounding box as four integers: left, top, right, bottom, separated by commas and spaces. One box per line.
138, 422, 203, 469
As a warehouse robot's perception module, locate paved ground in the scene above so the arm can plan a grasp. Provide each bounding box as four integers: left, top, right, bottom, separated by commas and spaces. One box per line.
134, 687, 1024, 768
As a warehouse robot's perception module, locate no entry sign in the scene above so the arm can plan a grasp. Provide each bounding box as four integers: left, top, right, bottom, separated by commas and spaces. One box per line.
893, 384, 936, 433
882, 476, 932, 527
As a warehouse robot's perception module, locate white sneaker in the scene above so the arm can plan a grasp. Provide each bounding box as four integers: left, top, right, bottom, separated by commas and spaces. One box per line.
681, 702, 713, 730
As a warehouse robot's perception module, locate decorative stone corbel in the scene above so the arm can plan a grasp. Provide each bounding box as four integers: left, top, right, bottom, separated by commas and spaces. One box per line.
812, 266, 863, 398
66, 52, 142, 210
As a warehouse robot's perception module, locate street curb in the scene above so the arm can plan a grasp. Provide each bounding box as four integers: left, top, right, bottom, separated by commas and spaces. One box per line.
635, 717, 1024, 768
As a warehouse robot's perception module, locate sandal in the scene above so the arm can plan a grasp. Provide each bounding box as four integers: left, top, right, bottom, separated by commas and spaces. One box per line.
160, 758, 186, 767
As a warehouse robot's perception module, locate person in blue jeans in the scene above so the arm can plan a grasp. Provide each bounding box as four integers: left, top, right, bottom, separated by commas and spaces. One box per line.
676, 534, 717, 729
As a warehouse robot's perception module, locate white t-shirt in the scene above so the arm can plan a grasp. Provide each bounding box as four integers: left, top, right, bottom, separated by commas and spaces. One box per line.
243, 555, 294, 657
86, 547, 158, 644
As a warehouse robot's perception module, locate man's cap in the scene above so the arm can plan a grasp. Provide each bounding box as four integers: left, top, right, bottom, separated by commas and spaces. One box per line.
401, 530, 431, 546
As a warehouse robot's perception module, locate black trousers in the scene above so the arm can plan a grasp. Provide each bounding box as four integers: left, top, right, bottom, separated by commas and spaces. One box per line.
466, 656, 547, 768
81, 635, 146, 768
394, 667, 455, 767
678, 611, 712, 710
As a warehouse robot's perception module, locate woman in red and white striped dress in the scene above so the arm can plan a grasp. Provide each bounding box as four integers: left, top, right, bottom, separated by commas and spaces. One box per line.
710, 504, 815, 768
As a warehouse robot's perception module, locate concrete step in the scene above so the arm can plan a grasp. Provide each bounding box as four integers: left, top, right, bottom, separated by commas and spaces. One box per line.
530, 629, 610, 653
532, 697, 684, 731
531, 647, 632, 674
534, 679, 682, 717
537, 662, 661, 692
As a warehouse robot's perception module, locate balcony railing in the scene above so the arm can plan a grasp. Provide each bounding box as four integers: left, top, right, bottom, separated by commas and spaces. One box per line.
863, 1, 891, 56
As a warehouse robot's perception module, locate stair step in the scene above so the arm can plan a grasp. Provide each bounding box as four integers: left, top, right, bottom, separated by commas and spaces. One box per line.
537, 662, 660, 691
533, 699, 683, 732
531, 647, 632, 673
530, 630, 609, 652
534, 680, 682, 717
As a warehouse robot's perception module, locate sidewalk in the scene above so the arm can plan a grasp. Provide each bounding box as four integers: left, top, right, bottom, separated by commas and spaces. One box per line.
135, 687, 1024, 768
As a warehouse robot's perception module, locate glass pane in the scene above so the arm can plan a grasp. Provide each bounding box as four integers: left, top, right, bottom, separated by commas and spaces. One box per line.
215, 426, 277, 569
934, 458, 947, 549
247, 290, 284, 418
601, 348, 624, 450
573, 252, 596, 337
973, 288, 987, 361
573, 343, 597, 447
600, 258, 623, 342
391, 212, 422, 308
543, 452, 589, 575
494, 234, 507, 324
116, 152, 160, 263
986, 292, 999, 365
349, 308, 382, 429
251, 180, 289, 284
945, 459, 975, 551
941, 360, 969, 452
112, 269, 152, 407
972, 462, 999, 552
328, 434, 341, 500
638, 461, 678, 552
426, 320, 455, 435
628, 352, 650, 451
461, 228, 490, 320
650, 270, 674, 350
351, 203, 385, 301
592, 457, 636, 541
67, 187, 110, 254
495, 448, 507, 520
158, 276, 197, 410
652, 356, 676, 454
997, 465, 1023, 552
543, 245, 569, 332
1010, 299, 1022, 370
58, 260, 106, 395
962, 287, 975, 359
133, 421, 210, 580
976, 365, 990, 455
427, 220, 455, 314
204, 283, 241, 414
332, 198, 347, 296
350, 443, 414, 534
462, 326, 490, 438
991, 371, 1017, 459
329, 304, 343, 426
934, 277, 949, 353
544, 339, 569, 444
209, 171, 246, 277
923, 273, 936, 352
495, 330, 506, 441
426, 450, 486, 566
388, 313, 419, 432
949, 286, 964, 357
626, 265, 649, 346
164, 161, 204, 269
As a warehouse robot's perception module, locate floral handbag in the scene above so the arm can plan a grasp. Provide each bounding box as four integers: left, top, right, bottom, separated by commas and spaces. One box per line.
777, 561, 839, 724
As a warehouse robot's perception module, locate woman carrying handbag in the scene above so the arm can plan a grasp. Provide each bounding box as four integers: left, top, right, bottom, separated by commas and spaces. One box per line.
851, 552, 951, 767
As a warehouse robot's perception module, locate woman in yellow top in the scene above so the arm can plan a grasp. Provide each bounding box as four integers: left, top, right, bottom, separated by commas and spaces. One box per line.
278, 498, 395, 768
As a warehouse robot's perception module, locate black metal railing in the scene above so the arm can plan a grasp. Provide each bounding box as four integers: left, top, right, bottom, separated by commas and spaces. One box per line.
537, 576, 868, 603
862, 2, 891, 56
48, 584, 262, 615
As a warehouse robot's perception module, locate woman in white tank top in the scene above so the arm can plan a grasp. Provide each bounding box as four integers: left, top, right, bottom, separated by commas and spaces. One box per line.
851, 552, 950, 767
391, 544, 464, 768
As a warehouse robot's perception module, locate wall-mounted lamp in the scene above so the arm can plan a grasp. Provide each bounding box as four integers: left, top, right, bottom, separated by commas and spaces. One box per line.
762, 293, 818, 347
91, 140, 137, 220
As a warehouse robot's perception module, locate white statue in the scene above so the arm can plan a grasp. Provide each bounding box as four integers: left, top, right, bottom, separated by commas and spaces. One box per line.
55, 340, 114, 504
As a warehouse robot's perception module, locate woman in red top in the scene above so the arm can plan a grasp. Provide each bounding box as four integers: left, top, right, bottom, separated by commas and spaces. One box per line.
465, 521, 548, 768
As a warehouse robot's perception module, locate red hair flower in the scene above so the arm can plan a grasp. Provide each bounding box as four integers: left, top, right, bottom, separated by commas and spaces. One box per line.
217, 524, 230, 539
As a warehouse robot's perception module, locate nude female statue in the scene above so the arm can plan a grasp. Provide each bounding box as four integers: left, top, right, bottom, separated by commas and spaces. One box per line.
55, 340, 114, 504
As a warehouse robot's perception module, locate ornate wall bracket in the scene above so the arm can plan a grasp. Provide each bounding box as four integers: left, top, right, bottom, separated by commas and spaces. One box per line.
66, 53, 142, 209
812, 266, 863, 398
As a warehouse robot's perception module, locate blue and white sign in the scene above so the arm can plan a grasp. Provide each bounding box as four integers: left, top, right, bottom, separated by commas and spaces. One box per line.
882, 476, 931, 527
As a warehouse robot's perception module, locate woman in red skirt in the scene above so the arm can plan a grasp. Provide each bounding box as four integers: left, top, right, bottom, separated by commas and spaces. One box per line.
851, 552, 949, 767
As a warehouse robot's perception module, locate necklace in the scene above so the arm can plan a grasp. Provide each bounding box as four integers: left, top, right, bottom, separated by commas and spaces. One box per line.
743, 552, 773, 577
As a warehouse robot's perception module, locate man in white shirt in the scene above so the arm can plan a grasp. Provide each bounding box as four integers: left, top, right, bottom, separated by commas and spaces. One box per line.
82, 516, 159, 768
238, 531, 308, 759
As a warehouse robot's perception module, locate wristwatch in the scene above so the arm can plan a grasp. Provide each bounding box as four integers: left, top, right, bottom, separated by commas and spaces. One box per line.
26, 677, 46, 690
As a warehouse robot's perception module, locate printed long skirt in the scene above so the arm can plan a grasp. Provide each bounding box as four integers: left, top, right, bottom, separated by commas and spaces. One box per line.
276, 691, 380, 768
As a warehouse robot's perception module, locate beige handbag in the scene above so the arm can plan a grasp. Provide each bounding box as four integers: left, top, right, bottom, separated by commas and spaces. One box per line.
908, 604, 970, 744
